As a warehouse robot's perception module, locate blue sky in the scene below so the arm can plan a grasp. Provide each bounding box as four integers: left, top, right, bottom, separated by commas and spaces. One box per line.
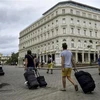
0, 0, 99, 55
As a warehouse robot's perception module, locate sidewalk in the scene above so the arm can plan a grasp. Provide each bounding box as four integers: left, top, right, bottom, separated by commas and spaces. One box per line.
17, 64, 98, 70
37, 65, 98, 70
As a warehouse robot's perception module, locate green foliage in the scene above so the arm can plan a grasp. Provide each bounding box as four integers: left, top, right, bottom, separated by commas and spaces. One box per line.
6, 52, 19, 64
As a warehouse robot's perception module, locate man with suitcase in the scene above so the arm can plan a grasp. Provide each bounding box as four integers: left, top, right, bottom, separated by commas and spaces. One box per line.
60, 43, 78, 91
24, 50, 38, 88
24, 50, 36, 72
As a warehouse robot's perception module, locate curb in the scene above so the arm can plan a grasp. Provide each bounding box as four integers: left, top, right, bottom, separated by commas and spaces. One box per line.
17, 66, 98, 70
37, 66, 98, 70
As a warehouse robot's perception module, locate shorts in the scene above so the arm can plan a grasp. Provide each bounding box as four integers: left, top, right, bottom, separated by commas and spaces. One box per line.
48, 63, 53, 69
62, 68, 72, 77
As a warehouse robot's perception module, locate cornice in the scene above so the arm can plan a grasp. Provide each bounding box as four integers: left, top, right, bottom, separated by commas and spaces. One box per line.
43, 1, 100, 15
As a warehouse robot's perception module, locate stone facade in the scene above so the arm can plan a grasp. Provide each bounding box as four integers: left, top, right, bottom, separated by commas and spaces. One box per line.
18, 1, 100, 66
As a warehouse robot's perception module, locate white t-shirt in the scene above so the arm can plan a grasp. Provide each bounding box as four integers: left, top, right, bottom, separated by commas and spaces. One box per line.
61, 50, 72, 68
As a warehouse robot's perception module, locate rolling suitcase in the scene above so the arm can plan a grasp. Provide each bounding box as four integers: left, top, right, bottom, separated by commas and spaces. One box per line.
74, 70, 95, 93
24, 71, 39, 89
0, 67, 5, 76
36, 70, 47, 87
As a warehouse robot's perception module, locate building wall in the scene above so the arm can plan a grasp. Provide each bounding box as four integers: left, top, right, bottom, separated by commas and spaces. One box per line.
18, 1, 100, 66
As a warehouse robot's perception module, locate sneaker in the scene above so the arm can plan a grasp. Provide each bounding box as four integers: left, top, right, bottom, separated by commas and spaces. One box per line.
24, 81, 28, 86
60, 88, 66, 91
74, 85, 78, 91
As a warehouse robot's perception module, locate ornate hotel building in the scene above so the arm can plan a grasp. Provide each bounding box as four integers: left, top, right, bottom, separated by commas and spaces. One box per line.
18, 0, 100, 66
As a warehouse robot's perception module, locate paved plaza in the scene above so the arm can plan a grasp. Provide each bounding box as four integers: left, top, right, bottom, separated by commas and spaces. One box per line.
0, 65, 100, 100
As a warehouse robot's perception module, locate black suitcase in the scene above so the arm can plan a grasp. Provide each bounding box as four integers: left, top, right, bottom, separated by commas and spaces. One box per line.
75, 70, 95, 93
0, 67, 5, 76
24, 71, 39, 89
36, 70, 47, 87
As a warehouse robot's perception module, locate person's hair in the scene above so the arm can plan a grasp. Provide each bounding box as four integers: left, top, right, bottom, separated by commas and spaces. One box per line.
48, 54, 51, 57
27, 50, 32, 55
62, 43, 67, 49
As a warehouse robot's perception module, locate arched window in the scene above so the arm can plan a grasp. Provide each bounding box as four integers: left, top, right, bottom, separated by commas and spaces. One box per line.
70, 9, 73, 14
63, 39, 66, 41
84, 41, 87, 48
71, 39, 74, 48
78, 40, 81, 48
56, 40, 59, 42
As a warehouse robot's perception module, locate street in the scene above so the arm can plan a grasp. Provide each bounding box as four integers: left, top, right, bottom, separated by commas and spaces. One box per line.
0, 65, 100, 100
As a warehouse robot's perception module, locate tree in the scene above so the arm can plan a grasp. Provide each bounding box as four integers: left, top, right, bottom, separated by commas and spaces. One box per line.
6, 52, 19, 64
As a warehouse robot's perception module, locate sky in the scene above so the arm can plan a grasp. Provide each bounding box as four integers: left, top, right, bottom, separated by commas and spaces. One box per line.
0, 0, 100, 56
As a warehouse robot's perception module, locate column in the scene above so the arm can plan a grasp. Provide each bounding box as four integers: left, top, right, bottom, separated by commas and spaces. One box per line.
94, 52, 96, 62
75, 52, 78, 63
55, 52, 61, 66
43, 54, 44, 62
40, 54, 41, 62
88, 53, 90, 62
46, 54, 48, 63
82, 52, 84, 63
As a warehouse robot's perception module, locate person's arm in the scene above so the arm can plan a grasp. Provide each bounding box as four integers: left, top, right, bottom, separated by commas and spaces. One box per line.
71, 55, 77, 70
25, 58, 28, 70
34, 58, 36, 68
61, 56, 65, 71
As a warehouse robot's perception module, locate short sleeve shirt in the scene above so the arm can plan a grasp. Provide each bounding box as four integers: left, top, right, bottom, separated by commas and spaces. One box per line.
61, 50, 72, 68
25, 54, 34, 67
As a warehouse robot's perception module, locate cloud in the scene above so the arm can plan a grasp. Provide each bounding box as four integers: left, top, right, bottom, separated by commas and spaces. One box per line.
0, 0, 100, 55
0, 0, 43, 55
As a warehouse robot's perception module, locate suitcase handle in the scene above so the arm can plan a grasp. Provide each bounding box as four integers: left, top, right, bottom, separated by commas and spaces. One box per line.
73, 68, 78, 73
36, 70, 40, 77
32, 69, 40, 77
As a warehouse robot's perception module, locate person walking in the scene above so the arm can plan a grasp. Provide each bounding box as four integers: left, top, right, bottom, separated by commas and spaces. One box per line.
47, 55, 53, 74
34, 54, 39, 68
24, 50, 36, 72
41, 60, 44, 68
60, 43, 78, 91
97, 55, 100, 75
24, 50, 37, 85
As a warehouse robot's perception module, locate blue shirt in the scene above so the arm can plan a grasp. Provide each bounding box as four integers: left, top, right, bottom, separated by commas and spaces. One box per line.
61, 50, 72, 68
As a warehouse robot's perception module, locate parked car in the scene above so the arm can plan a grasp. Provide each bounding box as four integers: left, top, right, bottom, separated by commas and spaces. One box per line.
11, 62, 17, 66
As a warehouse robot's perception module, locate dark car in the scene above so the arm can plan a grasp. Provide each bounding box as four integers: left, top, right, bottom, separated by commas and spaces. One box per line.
11, 62, 17, 66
